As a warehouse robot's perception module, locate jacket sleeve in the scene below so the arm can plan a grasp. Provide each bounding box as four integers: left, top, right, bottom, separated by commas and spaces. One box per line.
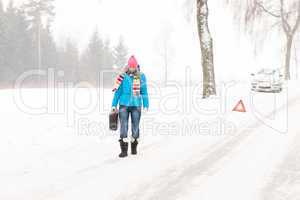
140, 73, 149, 109
112, 83, 122, 107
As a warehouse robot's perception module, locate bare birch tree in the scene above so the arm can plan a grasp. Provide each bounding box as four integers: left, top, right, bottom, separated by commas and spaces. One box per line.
196, 0, 216, 98
226, 0, 300, 80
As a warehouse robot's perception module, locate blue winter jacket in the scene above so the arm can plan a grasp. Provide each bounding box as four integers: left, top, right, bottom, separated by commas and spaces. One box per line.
112, 72, 149, 108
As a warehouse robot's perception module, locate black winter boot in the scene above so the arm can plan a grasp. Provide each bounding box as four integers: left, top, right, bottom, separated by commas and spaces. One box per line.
131, 139, 138, 155
119, 139, 128, 158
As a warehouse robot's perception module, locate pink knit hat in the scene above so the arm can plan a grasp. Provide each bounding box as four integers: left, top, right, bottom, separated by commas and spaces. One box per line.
128, 55, 138, 68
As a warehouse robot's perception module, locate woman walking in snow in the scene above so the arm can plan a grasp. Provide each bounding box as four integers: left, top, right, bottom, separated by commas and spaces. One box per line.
111, 55, 149, 158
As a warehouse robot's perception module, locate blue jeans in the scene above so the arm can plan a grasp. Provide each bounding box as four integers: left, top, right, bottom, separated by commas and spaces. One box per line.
119, 105, 141, 139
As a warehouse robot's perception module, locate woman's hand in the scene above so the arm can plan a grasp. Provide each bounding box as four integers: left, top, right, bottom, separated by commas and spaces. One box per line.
111, 107, 117, 113
142, 107, 149, 114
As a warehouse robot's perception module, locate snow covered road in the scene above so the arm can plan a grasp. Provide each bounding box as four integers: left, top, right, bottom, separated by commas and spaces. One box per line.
1, 82, 300, 200
116, 90, 300, 200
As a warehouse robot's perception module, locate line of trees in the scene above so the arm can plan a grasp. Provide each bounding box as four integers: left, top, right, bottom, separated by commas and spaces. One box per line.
0, 0, 128, 88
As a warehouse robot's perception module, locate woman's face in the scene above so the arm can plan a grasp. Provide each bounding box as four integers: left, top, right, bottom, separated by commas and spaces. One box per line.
128, 67, 137, 73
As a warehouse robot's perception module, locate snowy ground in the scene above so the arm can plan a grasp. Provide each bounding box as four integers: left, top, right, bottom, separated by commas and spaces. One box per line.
1, 81, 300, 200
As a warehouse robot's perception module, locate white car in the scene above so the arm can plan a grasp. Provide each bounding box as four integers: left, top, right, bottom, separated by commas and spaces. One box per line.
251, 69, 283, 93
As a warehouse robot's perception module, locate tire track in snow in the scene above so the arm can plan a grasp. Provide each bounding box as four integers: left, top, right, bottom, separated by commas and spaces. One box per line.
73, 136, 174, 175
29, 136, 175, 200
118, 96, 300, 200
262, 106, 300, 200
262, 145, 300, 200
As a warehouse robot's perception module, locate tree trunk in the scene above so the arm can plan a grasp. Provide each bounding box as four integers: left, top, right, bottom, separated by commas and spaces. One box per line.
284, 35, 293, 80
294, 42, 298, 80
196, 0, 216, 98
37, 19, 42, 85
164, 40, 168, 86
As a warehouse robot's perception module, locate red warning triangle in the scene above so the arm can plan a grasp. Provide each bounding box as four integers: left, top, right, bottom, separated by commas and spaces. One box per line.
233, 100, 246, 112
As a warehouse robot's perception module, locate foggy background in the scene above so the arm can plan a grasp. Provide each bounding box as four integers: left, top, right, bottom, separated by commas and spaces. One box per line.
0, 0, 299, 88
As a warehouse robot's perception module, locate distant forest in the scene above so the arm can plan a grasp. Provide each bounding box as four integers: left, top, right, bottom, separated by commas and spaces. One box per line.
0, 0, 128, 88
